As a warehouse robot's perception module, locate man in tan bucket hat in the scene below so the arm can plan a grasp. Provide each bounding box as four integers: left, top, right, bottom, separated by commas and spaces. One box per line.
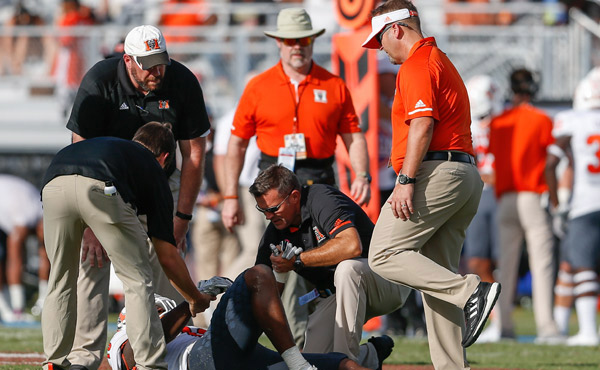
222, 6, 371, 230
221, 6, 373, 363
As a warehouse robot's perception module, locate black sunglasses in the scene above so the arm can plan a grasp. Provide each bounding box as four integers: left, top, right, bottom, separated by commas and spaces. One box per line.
376, 21, 410, 45
255, 191, 293, 214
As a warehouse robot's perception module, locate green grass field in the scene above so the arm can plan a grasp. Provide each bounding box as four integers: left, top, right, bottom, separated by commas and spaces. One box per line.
1, 307, 598, 370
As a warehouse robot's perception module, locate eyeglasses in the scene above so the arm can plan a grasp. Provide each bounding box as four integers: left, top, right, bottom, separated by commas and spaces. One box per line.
280, 37, 313, 47
255, 191, 293, 214
376, 22, 410, 45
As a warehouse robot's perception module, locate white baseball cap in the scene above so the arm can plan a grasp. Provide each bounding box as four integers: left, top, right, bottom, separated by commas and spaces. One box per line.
124, 25, 170, 70
362, 9, 418, 49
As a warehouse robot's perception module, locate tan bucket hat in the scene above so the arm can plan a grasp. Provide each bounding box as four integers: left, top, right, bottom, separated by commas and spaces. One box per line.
264, 8, 325, 39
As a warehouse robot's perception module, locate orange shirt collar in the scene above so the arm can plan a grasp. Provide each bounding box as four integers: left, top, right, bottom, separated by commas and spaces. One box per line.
407, 37, 437, 59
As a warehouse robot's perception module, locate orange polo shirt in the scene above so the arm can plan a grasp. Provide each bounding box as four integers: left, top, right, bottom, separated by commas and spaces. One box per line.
488, 103, 554, 197
232, 61, 360, 159
390, 37, 473, 173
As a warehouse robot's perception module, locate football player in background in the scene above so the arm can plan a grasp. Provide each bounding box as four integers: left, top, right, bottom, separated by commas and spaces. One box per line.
546, 67, 600, 346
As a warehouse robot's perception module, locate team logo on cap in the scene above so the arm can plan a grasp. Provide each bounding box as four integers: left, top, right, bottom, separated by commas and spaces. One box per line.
144, 38, 160, 51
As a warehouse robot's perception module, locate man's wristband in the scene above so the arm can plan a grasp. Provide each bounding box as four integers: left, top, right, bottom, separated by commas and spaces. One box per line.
175, 211, 193, 221
223, 195, 239, 200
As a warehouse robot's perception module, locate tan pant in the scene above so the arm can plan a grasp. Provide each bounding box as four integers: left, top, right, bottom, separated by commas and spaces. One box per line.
67, 171, 183, 369
302, 258, 409, 368
368, 160, 482, 370
497, 192, 558, 337
41, 175, 166, 370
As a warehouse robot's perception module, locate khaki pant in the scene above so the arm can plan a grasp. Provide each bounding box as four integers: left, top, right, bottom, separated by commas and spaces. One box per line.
67, 171, 183, 369
302, 258, 409, 368
497, 192, 558, 338
42, 175, 166, 370
368, 160, 482, 370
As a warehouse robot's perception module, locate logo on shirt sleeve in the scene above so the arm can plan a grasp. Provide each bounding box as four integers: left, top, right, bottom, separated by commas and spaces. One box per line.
329, 218, 352, 234
408, 99, 433, 115
314, 89, 328, 103
313, 226, 326, 243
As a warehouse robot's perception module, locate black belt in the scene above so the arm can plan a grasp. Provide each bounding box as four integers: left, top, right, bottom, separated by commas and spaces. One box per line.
423, 151, 475, 164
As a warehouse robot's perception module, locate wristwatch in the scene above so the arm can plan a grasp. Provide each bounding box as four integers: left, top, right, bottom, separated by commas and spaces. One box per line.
356, 172, 372, 183
397, 174, 416, 185
293, 253, 304, 270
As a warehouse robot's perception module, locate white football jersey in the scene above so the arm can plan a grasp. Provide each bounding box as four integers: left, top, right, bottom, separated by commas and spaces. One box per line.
107, 326, 205, 370
553, 109, 600, 219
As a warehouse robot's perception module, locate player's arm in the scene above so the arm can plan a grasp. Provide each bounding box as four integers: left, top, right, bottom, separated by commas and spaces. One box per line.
340, 132, 371, 206
174, 136, 206, 252
270, 227, 363, 273
221, 134, 250, 231
152, 237, 214, 316
545, 136, 571, 209
117, 301, 193, 370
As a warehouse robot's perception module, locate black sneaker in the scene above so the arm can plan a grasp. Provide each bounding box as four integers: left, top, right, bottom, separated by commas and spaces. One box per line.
462, 281, 501, 348
368, 335, 394, 370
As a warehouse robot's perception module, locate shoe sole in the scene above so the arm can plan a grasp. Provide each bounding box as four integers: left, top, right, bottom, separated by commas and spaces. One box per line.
463, 282, 501, 348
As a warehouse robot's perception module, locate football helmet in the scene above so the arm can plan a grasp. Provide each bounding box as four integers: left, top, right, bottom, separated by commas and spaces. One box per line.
116, 294, 177, 331
466, 74, 504, 120
573, 67, 600, 110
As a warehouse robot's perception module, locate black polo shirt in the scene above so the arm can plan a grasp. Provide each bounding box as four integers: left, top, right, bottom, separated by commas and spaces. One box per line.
255, 184, 373, 292
66, 57, 210, 141
42, 137, 175, 245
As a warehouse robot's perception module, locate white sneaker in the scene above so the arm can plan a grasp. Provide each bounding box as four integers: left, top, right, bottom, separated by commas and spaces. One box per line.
31, 298, 44, 316
477, 324, 501, 343
534, 334, 566, 345
566, 333, 600, 346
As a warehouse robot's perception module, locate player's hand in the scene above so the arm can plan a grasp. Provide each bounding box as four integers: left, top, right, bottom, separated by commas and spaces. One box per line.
270, 253, 295, 273
389, 183, 414, 220
221, 198, 244, 232
173, 216, 189, 256
188, 292, 216, 317
350, 176, 371, 206
81, 228, 109, 268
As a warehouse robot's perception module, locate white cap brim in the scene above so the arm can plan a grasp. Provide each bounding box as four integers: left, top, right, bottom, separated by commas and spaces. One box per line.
362, 9, 417, 49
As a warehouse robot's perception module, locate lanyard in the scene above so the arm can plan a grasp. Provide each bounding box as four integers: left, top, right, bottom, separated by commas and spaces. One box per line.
287, 78, 308, 134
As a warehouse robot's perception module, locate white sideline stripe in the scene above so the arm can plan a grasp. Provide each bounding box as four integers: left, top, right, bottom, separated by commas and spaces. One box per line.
0, 352, 44, 358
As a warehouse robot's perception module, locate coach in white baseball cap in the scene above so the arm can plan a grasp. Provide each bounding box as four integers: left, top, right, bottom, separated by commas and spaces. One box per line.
124, 25, 171, 70
362, 8, 418, 49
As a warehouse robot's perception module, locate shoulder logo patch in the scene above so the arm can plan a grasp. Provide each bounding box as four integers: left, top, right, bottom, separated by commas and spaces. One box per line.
119, 102, 129, 110
414, 100, 426, 109
314, 89, 327, 103
313, 226, 326, 243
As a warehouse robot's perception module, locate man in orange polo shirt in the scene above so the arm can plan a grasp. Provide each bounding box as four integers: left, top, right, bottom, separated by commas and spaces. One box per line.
488, 68, 561, 344
363, 1, 500, 368
222, 7, 371, 234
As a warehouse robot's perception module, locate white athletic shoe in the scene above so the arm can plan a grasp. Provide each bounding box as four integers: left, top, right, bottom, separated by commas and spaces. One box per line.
566, 333, 600, 346
477, 323, 501, 343
533, 334, 566, 345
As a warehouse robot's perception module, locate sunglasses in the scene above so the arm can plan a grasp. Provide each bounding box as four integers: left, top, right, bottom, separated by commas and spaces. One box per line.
280, 37, 313, 47
255, 191, 293, 214
376, 22, 410, 45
